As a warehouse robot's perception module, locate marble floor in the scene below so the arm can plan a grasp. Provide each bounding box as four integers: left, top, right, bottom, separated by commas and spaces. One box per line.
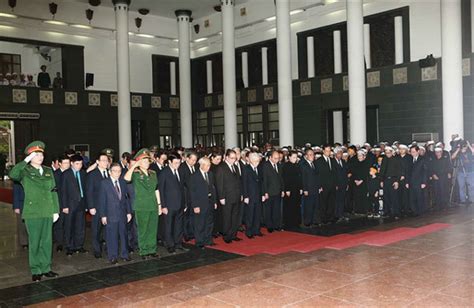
0, 202, 472, 307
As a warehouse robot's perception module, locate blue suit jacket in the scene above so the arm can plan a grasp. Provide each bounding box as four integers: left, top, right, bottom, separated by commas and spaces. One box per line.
86, 168, 107, 210
158, 167, 185, 210
299, 159, 321, 195
242, 164, 262, 202
13, 181, 25, 211
60, 168, 87, 210
99, 178, 131, 222
189, 170, 216, 209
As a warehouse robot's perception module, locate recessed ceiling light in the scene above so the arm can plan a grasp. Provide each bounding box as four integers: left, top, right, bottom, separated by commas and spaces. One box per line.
136, 33, 155, 38
0, 13, 18, 18
265, 16, 276, 22
128, 32, 134, 35
173, 39, 179, 42
194, 37, 208, 43
290, 9, 304, 15
44, 20, 68, 26
71, 24, 92, 29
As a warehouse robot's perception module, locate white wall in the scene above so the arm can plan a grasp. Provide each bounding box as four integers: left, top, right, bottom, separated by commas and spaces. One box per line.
0, 41, 40, 76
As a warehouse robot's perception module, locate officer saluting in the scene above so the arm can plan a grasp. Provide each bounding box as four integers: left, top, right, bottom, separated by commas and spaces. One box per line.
9, 141, 60, 282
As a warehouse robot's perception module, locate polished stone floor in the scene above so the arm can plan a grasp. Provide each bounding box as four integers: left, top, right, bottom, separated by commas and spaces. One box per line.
0, 202, 472, 307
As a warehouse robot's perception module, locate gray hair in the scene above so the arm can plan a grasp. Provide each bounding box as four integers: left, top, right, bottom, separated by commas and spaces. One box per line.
198, 156, 211, 166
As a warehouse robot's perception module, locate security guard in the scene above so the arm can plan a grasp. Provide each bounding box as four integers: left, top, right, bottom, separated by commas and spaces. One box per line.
124, 148, 161, 259
9, 141, 60, 282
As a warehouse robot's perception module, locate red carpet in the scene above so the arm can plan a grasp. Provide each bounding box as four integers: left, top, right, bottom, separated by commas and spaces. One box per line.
0, 187, 13, 204
196, 223, 451, 256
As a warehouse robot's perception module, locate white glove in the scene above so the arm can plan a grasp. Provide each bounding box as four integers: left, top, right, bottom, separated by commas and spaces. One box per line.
53, 213, 59, 223
24, 152, 37, 163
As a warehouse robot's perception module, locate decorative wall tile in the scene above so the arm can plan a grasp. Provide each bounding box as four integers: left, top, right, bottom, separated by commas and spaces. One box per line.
247, 89, 257, 102
110, 94, 118, 107
421, 64, 437, 81
151, 96, 161, 108
462, 58, 471, 76
236, 91, 241, 104
343, 76, 349, 91
39, 90, 53, 104
88, 93, 101, 106
367, 71, 380, 88
300, 81, 312, 96
131, 95, 142, 108
12, 89, 27, 103
65, 92, 78, 105
204, 96, 213, 108
264, 87, 274, 101
169, 97, 180, 109
393, 67, 408, 85
320, 78, 333, 94
217, 94, 224, 106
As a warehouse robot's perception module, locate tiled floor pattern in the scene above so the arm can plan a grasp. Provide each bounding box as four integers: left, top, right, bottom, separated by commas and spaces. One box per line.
29, 207, 473, 307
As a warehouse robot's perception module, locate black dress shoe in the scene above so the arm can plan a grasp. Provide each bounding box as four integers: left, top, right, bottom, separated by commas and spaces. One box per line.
66, 250, 73, 256
197, 245, 205, 250
256, 233, 264, 237
94, 253, 102, 259
224, 239, 232, 244
110, 259, 118, 265
238, 226, 245, 232
246, 234, 254, 239
122, 257, 132, 262
43, 271, 59, 278
167, 247, 176, 254
22, 245, 29, 250
32, 274, 42, 282
267, 228, 274, 233
206, 241, 216, 246
76, 248, 88, 254
148, 253, 159, 258
175, 246, 189, 252
233, 237, 243, 241
56, 245, 63, 252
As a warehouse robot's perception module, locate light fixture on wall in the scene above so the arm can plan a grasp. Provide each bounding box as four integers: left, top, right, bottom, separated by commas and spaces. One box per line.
135, 17, 142, 32
8, 0, 16, 12
49, 2, 58, 19
88, 0, 101, 6
86, 9, 94, 24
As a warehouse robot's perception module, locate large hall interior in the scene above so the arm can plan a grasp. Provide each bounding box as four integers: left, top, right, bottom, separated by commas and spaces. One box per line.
0, 0, 473, 307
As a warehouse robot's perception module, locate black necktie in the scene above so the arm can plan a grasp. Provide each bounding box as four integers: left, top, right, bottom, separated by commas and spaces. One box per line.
174, 170, 180, 182
326, 157, 332, 170
103, 170, 107, 179
191, 166, 195, 174
273, 163, 278, 173
231, 164, 236, 174
204, 172, 209, 184
114, 180, 121, 199
310, 162, 314, 169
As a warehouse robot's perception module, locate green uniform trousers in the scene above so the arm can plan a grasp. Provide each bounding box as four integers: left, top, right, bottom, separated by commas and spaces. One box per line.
135, 211, 158, 256
24, 218, 53, 275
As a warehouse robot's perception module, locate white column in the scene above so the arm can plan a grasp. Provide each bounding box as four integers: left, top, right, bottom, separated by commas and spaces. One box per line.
333, 30, 342, 74
472, 0, 474, 52
206, 60, 213, 94
394, 16, 404, 64
175, 10, 193, 148
9, 120, 15, 165
113, 0, 132, 154
307, 36, 315, 78
241, 51, 249, 88
262, 47, 268, 85
333, 111, 344, 144
170, 61, 176, 95
364, 24, 371, 69
221, 0, 238, 148
276, 0, 294, 146
441, 0, 464, 146
347, 0, 366, 144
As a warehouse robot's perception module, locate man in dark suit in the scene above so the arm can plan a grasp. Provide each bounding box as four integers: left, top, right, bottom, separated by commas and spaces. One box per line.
315, 144, 337, 224
158, 154, 186, 253
86, 153, 110, 258
53, 155, 70, 252
13, 181, 28, 249
334, 148, 349, 221
215, 149, 242, 243
242, 152, 264, 238
190, 157, 217, 248
407, 146, 428, 216
300, 148, 321, 227
61, 154, 88, 255
99, 163, 132, 264
120, 152, 131, 177
149, 150, 167, 177
179, 152, 198, 241
262, 150, 285, 232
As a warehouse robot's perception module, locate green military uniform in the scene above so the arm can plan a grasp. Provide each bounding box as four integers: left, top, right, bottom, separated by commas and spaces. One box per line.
130, 149, 159, 256
9, 141, 59, 276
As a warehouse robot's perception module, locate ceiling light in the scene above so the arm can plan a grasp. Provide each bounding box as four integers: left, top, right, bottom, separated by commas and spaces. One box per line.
71, 24, 92, 29
0, 13, 18, 18
136, 33, 154, 38
265, 16, 276, 22
0, 25, 15, 30
173, 39, 179, 42
290, 9, 304, 15
194, 37, 208, 43
128, 32, 134, 35
44, 20, 68, 26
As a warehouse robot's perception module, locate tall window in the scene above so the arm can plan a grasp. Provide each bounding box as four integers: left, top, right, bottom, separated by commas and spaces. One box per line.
0, 53, 21, 75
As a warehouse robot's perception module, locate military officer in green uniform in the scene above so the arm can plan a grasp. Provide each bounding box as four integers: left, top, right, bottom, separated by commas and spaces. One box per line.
9, 141, 60, 282
124, 148, 161, 259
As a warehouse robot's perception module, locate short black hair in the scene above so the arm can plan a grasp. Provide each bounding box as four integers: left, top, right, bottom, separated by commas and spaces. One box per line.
304, 148, 314, 155
168, 153, 181, 162
121, 152, 131, 159
225, 149, 236, 157
59, 155, 70, 163
110, 162, 122, 169
154, 150, 166, 159
97, 153, 108, 161
70, 154, 83, 162
322, 144, 332, 151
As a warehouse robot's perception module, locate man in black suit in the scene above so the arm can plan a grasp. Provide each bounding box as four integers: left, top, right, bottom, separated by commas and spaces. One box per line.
315, 144, 337, 224
299, 148, 321, 227
262, 150, 285, 232
407, 146, 428, 216
149, 150, 167, 177
120, 152, 131, 177
53, 155, 70, 252
158, 154, 186, 253
86, 153, 110, 258
334, 148, 349, 221
61, 154, 88, 255
179, 152, 198, 241
215, 149, 242, 243
190, 157, 217, 248
242, 152, 264, 238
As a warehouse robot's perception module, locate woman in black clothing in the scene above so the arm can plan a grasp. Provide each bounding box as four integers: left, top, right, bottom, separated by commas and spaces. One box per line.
210, 151, 223, 237
282, 151, 303, 228
351, 150, 371, 214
